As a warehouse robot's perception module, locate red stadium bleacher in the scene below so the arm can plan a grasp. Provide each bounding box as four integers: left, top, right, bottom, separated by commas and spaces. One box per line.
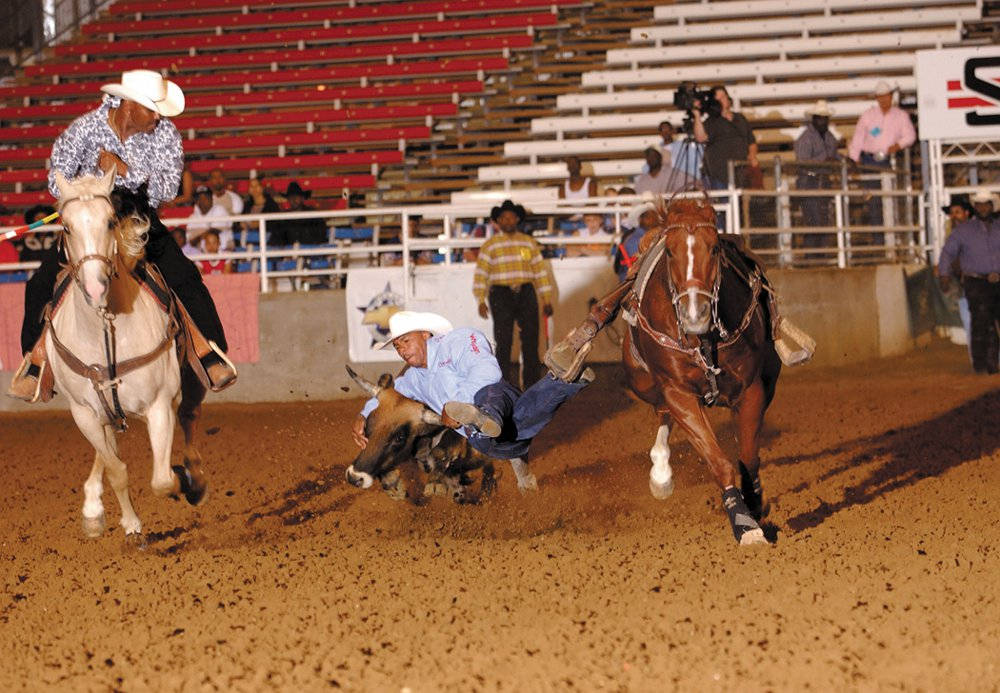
100, 0, 582, 21
0, 104, 455, 141
184, 126, 432, 154
80, 11, 558, 40
185, 150, 403, 175
30, 35, 533, 78
0, 80, 484, 112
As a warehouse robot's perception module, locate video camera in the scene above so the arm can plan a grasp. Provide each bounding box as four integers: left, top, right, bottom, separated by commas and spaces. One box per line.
673, 81, 719, 115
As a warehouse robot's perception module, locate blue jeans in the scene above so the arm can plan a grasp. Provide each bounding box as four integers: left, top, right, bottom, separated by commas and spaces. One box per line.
859, 152, 890, 244
465, 375, 589, 459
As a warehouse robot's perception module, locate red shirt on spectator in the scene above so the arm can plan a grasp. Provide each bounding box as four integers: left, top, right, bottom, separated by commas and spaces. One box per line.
0, 241, 19, 265
199, 259, 227, 275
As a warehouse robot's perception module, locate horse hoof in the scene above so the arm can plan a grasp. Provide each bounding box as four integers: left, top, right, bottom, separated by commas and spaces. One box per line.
517, 475, 538, 494
172, 464, 207, 506
82, 514, 106, 538
123, 532, 147, 551
738, 528, 768, 546
649, 476, 674, 500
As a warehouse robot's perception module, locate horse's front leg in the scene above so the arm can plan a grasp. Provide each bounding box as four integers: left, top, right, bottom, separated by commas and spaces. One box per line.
146, 395, 179, 499
663, 388, 767, 546
174, 366, 208, 506
68, 403, 141, 538
734, 378, 768, 521
648, 410, 674, 499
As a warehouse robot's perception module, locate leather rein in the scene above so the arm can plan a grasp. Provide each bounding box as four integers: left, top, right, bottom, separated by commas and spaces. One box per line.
47, 192, 178, 432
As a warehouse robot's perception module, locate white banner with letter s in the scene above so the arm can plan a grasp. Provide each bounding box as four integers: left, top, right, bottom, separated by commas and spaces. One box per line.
916, 46, 1000, 140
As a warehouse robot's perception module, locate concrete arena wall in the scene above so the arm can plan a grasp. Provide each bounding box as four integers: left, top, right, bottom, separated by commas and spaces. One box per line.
0, 265, 914, 412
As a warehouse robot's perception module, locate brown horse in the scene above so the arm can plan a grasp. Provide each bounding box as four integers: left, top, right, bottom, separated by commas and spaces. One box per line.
623, 195, 780, 545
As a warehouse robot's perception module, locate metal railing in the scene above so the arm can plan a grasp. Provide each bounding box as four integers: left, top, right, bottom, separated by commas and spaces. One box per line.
0, 187, 933, 297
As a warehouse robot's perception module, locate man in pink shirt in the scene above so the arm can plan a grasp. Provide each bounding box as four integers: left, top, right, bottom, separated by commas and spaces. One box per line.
848, 81, 916, 243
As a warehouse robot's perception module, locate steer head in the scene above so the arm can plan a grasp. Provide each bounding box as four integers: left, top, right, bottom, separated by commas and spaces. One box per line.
344, 365, 443, 490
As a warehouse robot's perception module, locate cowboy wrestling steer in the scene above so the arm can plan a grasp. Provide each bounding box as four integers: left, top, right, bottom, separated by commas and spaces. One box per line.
345, 367, 496, 504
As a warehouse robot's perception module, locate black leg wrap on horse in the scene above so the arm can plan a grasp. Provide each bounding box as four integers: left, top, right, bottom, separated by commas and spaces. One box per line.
722, 486, 764, 545
738, 461, 767, 521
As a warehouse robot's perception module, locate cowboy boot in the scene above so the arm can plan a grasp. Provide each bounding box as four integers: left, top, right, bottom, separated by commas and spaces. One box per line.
7, 337, 48, 403
544, 281, 634, 382
175, 301, 238, 392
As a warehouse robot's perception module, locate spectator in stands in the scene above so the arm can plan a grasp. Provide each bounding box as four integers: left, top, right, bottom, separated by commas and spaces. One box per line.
473, 200, 554, 389
633, 147, 674, 196
568, 212, 611, 258
848, 81, 916, 238
795, 100, 840, 255
937, 189, 1000, 375
618, 186, 638, 232
657, 120, 703, 188
562, 156, 597, 201
242, 177, 280, 235
269, 181, 329, 247
17, 205, 58, 264
614, 196, 658, 282
187, 184, 230, 250
171, 227, 199, 258
197, 230, 231, 275
10, 69, 235, 401
692, 85, 758, 190
208, 168, 243, 218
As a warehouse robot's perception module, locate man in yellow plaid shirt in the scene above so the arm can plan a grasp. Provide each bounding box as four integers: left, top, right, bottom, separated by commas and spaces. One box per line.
473, 200, 554, 389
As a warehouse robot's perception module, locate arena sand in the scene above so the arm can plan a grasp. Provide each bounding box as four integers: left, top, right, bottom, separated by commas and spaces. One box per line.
1, 339, 998, 690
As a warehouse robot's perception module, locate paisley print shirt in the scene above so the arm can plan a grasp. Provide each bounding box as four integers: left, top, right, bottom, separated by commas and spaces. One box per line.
47, 95, 183, 208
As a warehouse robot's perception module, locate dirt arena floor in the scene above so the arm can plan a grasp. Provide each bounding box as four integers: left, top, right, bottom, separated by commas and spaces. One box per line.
1, 338, 998, 690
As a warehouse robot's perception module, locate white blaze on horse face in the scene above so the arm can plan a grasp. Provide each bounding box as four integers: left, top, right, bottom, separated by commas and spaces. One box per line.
685, 233, 695, 282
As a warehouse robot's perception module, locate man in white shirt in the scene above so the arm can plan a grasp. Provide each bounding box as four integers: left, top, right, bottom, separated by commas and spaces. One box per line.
186, 184, 232, 250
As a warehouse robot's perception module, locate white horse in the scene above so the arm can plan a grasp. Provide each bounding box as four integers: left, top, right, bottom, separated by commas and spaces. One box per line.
48, 171, 207, 545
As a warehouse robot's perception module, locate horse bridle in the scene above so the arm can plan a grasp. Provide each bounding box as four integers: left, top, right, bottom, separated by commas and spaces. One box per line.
58, 192, 119, 289
661, 221, 728, 340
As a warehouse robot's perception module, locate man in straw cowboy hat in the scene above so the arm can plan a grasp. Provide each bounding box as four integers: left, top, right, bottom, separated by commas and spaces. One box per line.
9, 69, 237, 402
937, 188, 1000, 375
473, 199, 554, 389
352, 311, 593, 461
848, 80, 916, 242
795, 99, 841, 255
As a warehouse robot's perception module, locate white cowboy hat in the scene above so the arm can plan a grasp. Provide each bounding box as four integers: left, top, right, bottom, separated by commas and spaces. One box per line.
375, 311, 454, 350
970, 188, 998, 206
807, 99, 834, 117
873, 81, 894, 97
626, 192, 659, 228
101, 69, 185, 117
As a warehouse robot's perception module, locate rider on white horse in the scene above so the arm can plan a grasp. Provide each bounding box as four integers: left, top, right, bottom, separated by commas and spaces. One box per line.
9, 69, 237, 402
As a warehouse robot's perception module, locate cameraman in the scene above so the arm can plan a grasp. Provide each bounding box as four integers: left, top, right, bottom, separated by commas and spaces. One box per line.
692, 85, 758, 190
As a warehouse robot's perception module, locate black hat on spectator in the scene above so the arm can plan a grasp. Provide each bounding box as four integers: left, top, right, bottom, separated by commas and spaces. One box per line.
941, 194, 973, 215
490, 199, 526, 222
284, 181, 312, 199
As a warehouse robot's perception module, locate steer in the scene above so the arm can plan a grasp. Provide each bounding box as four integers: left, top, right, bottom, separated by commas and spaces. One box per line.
344, 366, 500, 504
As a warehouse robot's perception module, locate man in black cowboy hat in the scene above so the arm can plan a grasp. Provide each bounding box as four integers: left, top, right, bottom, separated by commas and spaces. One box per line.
9, 69, 236, 402
269, 181, 329, 247
472, 199, 554, 389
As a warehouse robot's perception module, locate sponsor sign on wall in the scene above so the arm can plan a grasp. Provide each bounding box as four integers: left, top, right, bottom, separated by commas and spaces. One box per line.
345, 258, 620, 363
916, 46, 1000, 140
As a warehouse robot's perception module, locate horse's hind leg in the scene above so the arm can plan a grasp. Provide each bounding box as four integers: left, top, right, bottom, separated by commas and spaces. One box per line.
147, 395, 179, 500
735, 378, 769, 520
174, 367, 208, 506
649, 412, 674, 499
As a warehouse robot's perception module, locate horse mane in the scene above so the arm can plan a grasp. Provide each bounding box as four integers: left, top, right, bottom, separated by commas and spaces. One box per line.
57, 174, 150, 271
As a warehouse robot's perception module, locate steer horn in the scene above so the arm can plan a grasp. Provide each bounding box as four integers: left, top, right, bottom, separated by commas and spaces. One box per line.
421, 408, 443, 426
345, 364, 381, 398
